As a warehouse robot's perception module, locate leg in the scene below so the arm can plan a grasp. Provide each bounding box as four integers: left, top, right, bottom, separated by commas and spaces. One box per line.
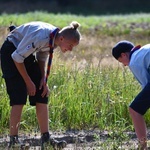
129, 107, 147, 149
36, 103, 49, 133
36, 103, 50, 149
8, 105, 25, 148
10, 105, 24, 136
36, 103, 67, 149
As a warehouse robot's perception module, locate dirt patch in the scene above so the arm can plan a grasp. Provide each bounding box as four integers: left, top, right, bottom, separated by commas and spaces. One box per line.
1, 130, 149, 149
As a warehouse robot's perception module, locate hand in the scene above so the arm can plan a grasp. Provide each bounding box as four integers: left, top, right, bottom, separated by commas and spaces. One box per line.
39, 78, 50, 97
42, 84, 50, 97
13, 61, 36, 96
26, 80, 36, 96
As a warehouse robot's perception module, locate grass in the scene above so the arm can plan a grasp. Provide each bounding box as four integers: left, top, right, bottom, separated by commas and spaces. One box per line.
0, 12, 150, 148
0, 11, 150, 32
0, 58, 140, 132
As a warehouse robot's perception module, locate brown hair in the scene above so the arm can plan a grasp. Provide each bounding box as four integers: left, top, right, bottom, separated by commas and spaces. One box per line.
59, 21, 81, 42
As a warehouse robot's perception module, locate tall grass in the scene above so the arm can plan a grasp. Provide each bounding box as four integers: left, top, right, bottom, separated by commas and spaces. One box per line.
0, 56, 140, 134
0, 77, 10, 133
47, 58, 140, 131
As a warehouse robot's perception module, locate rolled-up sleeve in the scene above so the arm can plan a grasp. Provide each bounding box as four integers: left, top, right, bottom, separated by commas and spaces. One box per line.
11, 37, 37, 63
11, 51, 25, 63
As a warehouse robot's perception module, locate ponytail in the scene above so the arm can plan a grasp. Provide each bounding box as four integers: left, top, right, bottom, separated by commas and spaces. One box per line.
59, 21, 81, 41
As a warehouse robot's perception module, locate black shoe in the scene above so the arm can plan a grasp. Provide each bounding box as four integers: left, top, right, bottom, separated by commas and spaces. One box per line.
8, 135, 25, 149
41, 132, 67, 150
50, 138, 67, 149
41, 132, 51, 150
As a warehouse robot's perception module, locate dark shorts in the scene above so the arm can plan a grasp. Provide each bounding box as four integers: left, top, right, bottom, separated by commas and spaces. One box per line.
129, 83, 150, 115
0, 39, 48, 106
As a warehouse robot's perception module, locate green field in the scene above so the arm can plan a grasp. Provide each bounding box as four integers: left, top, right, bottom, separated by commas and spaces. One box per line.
0, 12, 150, 141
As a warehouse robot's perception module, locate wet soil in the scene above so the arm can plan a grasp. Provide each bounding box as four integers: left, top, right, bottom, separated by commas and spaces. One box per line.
1, 130, 150, 149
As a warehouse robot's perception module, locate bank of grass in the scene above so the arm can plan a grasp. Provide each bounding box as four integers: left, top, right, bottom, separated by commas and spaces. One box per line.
0, 58, 140, 133
0, 11, 150, 34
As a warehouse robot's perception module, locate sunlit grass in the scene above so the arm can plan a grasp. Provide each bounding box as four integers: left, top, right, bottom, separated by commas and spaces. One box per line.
0, 59, 139, 133
48, 59, 139, 130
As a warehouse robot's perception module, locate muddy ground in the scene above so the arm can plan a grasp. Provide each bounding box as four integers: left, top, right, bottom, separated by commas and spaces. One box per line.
1, 129, 150, 149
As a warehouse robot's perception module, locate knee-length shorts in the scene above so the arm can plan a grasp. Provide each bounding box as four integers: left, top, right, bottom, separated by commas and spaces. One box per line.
129, 83, 150, 115
0, 39, 48, 106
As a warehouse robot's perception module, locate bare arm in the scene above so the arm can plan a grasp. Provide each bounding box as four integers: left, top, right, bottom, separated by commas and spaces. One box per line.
38, 60, 46, 82
13, 60, 36, 96
38, 60, 50, 97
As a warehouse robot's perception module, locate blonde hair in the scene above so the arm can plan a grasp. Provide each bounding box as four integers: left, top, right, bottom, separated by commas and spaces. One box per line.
59, 21, 81, 41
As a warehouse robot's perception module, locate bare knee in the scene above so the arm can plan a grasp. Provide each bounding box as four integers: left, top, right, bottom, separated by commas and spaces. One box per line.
129, 107, 138, 117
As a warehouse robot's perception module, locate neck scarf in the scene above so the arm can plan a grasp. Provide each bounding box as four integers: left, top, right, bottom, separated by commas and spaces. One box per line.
129, 45, 141, 60
45, 28, 59, 83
